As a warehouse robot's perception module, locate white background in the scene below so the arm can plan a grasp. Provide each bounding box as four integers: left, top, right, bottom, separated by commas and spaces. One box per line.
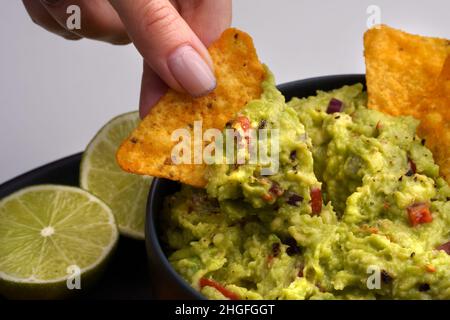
1, 0, 449, 183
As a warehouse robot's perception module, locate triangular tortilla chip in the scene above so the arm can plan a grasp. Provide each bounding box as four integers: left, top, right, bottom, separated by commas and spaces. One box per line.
416, 56, 450, 182
365, 25, 450, 183
364, 25, 450, 117
116, 28, 266, 187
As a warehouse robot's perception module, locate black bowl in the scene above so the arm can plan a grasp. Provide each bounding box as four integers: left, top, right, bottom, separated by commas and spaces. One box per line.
146, 74, 366, 300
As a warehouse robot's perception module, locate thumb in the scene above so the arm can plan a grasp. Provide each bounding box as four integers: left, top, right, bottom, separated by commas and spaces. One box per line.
109, 0, 216, 96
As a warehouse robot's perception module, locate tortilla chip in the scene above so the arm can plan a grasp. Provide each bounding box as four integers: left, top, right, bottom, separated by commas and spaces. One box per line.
416, 56, 450, 182
365, 25, 450, 183
364, 25, 450, 116
116, 28, 266, 187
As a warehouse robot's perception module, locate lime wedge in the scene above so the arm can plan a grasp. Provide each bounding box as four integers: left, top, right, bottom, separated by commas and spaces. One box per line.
0, 185, 118, 299
80, 112, 152, 240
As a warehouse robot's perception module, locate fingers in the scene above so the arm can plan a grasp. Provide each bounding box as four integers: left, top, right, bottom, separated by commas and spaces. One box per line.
22, 0, 81, 40
139, 64, 168, 118
109, 0, 216, 96
40, 0, 130, 44
176, 0, 232, 46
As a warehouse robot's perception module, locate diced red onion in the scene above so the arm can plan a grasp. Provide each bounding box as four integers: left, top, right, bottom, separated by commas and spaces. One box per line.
326, 98, 343, 114
408, 158, 417, 174
287, 193, 303, 206
437, 241, 450, 255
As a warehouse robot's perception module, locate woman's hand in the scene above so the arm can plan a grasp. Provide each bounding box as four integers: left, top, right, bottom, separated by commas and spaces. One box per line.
23, 0, 232, 117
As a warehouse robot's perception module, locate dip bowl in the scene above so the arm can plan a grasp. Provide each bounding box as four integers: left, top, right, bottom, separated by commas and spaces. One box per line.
146, 75, 365, 299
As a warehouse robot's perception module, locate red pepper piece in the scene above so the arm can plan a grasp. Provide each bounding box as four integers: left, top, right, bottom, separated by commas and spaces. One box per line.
235, 116, 251, 132
199, 278, 240, 300
310, 187, 322, 215
407, 203, 432, 226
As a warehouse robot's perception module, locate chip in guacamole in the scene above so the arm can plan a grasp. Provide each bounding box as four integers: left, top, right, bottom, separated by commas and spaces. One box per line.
162, 73, 450, 300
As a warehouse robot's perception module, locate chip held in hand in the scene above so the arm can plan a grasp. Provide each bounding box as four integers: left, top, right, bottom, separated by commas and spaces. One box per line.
116, 28, 266, 187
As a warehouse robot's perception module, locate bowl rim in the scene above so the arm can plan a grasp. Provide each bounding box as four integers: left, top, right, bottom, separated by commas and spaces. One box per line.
146, 74, 366, 300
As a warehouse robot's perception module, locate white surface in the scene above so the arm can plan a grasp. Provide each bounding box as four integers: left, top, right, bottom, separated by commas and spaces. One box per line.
1, 0, 449, 183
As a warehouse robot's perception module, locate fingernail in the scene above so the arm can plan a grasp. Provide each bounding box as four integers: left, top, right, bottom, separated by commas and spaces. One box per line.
168, 45, 216, 97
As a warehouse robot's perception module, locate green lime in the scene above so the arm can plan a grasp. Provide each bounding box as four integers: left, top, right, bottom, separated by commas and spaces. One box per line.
0, 185, 118, 299
80, 112, 152, 240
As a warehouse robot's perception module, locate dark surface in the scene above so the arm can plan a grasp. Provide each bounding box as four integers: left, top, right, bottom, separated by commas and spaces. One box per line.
147, 178, 202, 300
0, 153, 152, 300
146, 74, 366, 300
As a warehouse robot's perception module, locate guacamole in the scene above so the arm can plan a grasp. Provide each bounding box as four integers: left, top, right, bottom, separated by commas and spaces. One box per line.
161, 73, 450, 300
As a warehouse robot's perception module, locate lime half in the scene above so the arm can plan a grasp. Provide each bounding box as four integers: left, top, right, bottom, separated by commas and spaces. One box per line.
80, 112, 152, 240
0, 185, 118, 299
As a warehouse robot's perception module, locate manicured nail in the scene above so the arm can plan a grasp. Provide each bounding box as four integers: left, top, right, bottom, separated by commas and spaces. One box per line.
167, 45, 216, 97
